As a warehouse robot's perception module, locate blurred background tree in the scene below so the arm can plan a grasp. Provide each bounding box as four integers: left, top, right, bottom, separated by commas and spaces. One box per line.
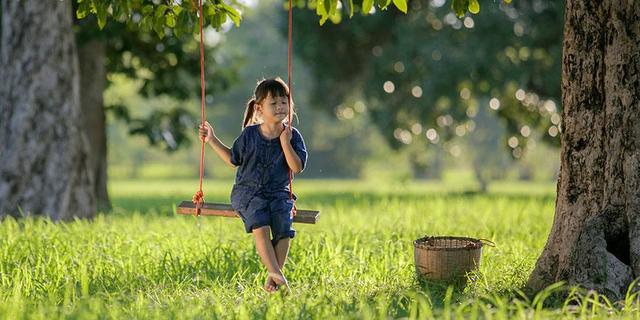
89, 0, 564, 192
73, 8, 242, 210
288, 0, 563, 188
101, 0, 563, 189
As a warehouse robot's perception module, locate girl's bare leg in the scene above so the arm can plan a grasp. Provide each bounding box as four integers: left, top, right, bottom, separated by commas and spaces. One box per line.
274, 238, 290, 270
253, 226, 286, 292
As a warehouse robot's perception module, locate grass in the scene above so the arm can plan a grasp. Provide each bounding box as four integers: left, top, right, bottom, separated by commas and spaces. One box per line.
0, 178, 638, 319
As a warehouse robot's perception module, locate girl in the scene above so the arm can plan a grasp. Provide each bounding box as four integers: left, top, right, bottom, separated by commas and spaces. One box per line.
199, 77, 307, 293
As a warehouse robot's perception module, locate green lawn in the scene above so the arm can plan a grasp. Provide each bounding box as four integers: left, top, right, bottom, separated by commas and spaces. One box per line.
0, 179, 637, 319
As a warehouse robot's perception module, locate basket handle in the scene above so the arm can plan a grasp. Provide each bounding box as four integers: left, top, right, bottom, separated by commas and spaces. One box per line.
479, 238, 496, 247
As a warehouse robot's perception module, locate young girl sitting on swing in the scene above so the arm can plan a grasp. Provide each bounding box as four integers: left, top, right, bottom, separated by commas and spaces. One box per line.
198, 77, 307, 293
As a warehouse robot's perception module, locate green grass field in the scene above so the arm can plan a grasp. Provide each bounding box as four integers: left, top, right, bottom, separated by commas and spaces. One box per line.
1, 179, 638, 319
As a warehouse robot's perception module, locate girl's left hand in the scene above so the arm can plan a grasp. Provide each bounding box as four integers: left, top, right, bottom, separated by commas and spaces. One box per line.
280, 126, 292, 144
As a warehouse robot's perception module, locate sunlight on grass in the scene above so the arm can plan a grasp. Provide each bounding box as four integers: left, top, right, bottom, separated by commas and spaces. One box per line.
1, 179, 637, 318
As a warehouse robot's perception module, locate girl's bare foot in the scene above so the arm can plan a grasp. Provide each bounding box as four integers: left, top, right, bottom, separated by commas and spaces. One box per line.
264, 275, 279, 293
268, 272, 290, 294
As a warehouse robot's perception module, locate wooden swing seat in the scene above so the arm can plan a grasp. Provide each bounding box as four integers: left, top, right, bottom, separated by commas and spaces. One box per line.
176, 201, 320, 224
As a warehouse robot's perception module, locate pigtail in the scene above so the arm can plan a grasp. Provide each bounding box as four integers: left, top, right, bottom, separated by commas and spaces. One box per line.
242, 99, 257, 129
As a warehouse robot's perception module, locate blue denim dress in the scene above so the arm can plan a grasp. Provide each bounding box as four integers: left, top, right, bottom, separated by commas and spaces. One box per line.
229, 124, 307, 244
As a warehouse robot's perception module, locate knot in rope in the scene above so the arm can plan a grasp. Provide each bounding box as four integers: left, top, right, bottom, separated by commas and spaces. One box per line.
192, 190, 204, 216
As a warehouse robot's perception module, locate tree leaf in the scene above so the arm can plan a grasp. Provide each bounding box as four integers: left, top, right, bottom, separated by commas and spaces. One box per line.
154, 21, 165, 38
165, 14, 176, 28
316, 0, 330, 25
344, 0, 354, 18
451, 0, 469, 18
319, 14, 329, 26
468, 0, 480, 14
315, 0, 325, 16
216, 12, 227, 29
222, 3, 241, 27
142, 5, 154, 16
96, 4, 107, 29
324, 0, 332, 15
155, 4, 168, 20
76, 1, 91, 19
172, 5, 182, 16
375, 0, 392, 9
392, 0, 407, 13
362, 0, 373, 14
174, 10, 190, 37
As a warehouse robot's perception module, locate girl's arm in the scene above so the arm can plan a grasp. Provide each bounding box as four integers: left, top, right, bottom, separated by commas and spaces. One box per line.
199, 121, 235, 168
280, 128, 304, 174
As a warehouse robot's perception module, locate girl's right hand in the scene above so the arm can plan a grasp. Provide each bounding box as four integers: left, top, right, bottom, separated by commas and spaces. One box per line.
199, 121, 214, 143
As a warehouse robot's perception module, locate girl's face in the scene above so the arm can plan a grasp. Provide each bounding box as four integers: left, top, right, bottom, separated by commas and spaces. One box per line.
257, 92, 289, 124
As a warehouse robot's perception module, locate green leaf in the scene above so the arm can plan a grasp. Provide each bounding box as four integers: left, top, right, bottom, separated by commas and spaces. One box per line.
375, 0, 392, 9
142, 5, 154, 16
141, 15, 151, 30
468, 0, 480, 14
112, 1, 125, 21
330, 0, 338, 15
343, 0, 354, 17
222, 3, 241, 27
206, 3, 216, 17
315, 0, 325, 16
451, 0, 469, 18
319, 15, 329, 25
316, 0, 330, 25
392, 0, 407, 13
152, 6, 168, 38
175, 10, 191, 37
154, 17, 166, 38
504, 0, 512, 3
76, 1, 91, 19
324, 0, 332, 15
96, 3, 108, 29
214, 12, 227, 29
165, 14, 176, 28
172, 5, 182, 16
155, 5, 168, 20
362, 0, 373, 14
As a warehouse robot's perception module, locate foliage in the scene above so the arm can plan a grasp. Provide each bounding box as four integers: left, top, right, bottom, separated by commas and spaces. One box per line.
72, 0, 508, 152
289, 0, 563, 158
75, 0, 415, 33
76, 0, 243, 38
74, 9, 241, 152
76, 0, 485, 32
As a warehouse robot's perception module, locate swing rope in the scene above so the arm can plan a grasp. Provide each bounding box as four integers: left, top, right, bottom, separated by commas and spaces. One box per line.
191, 0, 206, 216
287, 0, 297, 217
192, 0, 297, 217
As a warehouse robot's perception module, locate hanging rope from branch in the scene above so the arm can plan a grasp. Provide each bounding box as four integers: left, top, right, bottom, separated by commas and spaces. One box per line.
191, 0, 206, 217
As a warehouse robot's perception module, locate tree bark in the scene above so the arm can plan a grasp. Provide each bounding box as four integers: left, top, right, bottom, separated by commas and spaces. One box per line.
78, 40, 111, 212
527, 0, 639, 300
0, 1, 96, 220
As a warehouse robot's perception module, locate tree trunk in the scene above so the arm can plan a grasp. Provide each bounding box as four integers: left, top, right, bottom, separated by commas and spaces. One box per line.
78, 40, 111, 212
527, 0, 639, 300
0, 1, 96, 220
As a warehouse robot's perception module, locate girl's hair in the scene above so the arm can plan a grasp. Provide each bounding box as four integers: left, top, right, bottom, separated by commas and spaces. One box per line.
242, 77, 296, 129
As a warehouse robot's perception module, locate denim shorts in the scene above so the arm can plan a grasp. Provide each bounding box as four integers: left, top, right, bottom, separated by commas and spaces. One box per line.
237, 196, 296, 245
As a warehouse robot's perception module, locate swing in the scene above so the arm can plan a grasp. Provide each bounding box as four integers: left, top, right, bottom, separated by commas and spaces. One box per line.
176, 0, 320, 224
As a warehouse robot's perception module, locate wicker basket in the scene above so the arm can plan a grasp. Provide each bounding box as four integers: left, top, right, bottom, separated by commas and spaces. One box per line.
413, 236, 494, 281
